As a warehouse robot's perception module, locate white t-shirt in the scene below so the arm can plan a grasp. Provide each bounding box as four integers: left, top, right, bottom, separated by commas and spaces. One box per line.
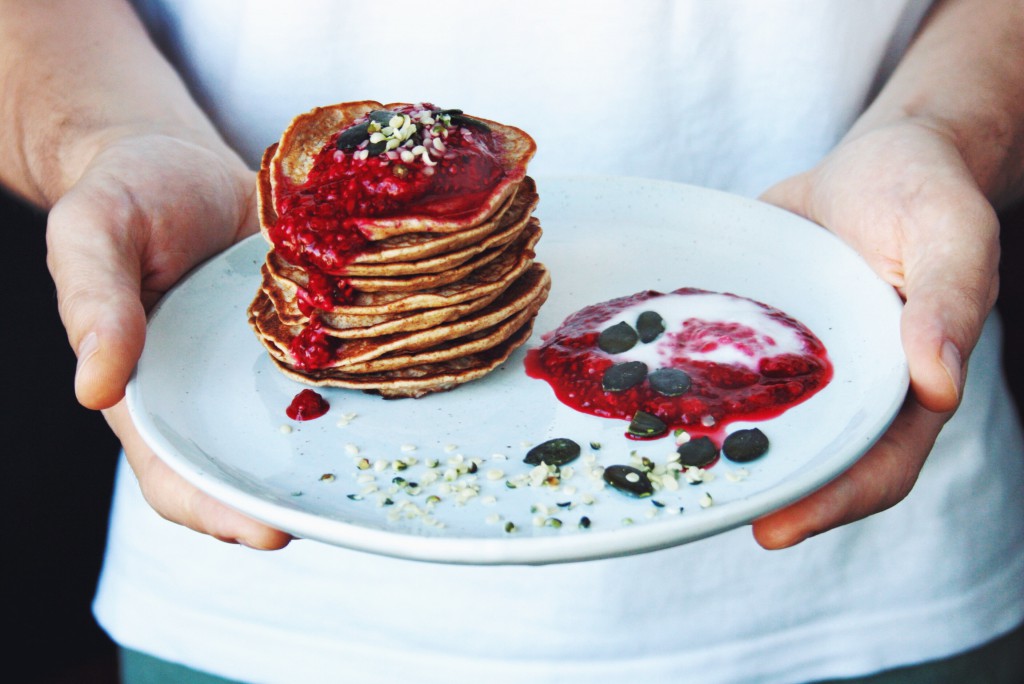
95, 2, 1024, 683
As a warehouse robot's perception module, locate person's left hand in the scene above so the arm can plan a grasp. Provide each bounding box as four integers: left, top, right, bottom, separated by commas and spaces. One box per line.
753, 119, 1000, 549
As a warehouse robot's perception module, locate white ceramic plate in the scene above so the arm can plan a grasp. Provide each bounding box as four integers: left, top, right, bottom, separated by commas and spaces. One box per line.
127, 176, 907, 565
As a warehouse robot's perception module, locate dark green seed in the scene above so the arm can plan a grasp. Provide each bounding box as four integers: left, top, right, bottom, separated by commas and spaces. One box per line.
369, 109, 398, 124
336, 122, 371, 150
435, 108, 464, 116
648, 367, 692, 396
652, 499, 665, 508
366, 139, 387, 156
524, 438, 581, 466
603, 465, 654, 498
722, 428, 770, 462
627, 410, 668, 439
676, 436, 719, 468
579, 516, 592, 529
602, 361, 648, 392
636, 310, 666, 343
449, 113, 490, 132
598, 321, 639, 354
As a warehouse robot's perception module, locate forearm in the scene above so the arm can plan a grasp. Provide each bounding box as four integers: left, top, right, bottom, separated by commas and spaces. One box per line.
848, 0, 1024, 208
0, 0, 227, 208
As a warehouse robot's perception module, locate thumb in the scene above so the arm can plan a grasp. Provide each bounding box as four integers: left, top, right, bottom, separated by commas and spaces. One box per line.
46, 183, 147, 410
898, 201, 999, 413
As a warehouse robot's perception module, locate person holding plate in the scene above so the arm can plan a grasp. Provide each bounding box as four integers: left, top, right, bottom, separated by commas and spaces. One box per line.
1, 0, 1022, 682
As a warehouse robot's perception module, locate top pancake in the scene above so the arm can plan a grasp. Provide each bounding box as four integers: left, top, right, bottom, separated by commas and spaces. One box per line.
267, 101, 537, 240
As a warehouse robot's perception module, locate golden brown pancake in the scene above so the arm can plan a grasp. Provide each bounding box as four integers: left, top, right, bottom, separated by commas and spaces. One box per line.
250, 264, 550, 370
265, 319, 538, 399
268, 101, 537, 240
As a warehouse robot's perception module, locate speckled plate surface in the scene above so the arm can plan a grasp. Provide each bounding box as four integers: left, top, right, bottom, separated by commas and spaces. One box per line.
126, 176, 907, 565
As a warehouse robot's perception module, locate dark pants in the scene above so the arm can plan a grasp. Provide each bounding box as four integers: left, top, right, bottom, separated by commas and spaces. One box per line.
120, 619, 1024, 684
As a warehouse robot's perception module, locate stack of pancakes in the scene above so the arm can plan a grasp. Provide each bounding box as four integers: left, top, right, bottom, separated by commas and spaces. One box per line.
248, 102, 550, 398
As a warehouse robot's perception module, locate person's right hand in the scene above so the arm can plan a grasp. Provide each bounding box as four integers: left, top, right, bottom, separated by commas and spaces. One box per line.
47, 128, 292, 549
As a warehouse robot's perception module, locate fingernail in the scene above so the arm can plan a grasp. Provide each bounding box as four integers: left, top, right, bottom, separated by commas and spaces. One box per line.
76, 332, 99, 378
940, 340, 962, 399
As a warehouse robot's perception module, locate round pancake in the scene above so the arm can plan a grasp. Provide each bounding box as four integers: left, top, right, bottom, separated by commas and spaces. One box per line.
262, 236, 538, 323
250, 264, 550, 370
314, 288, 504, 339
268, 101, 536, 240
327, 295, 545, 373
264, 318, 537, 399
267, 220, 541, 297
352, 176, 537, 265
337, 194, 532, 276
259, 160, 537, 270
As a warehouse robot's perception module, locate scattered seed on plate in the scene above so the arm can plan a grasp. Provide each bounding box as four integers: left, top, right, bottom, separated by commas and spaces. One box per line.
603, 464, 654, 497
683, 466, 706, 484
598, 320, 639, 353
319, 473, 336, 483
725, 468, 751, 482
676, 436, 719, 468
345, 444, 360, 455
278, 425, 293, 434
524, 438, 581, 466
722, 428, 770, 462
636, 310, 666, 343
579, 516, 592, 529
699, 492, 714, 508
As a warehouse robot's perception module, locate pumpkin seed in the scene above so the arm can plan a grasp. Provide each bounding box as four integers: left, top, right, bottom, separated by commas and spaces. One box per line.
336, 122, 371, 150
598, 321, 639, 353
722, 428, 770, 462
369, 109, 397, 124
524, 438, 582, 466
675, 436, 719, 467
450, 113, 490, 132
602, 361, 648, 392
627, 410, 668, 439
603, 465, 654, 497
648, 367, 692, 396
636, 310, 666, 343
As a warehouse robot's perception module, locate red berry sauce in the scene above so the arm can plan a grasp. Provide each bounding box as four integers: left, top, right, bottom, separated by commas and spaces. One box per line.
525, 288, 833, 441
268, 103, 508, 369
286, 389, 330, 421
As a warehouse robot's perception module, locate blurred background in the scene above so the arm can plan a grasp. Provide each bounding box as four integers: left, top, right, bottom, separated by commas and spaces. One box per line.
4, 186, 1023, 683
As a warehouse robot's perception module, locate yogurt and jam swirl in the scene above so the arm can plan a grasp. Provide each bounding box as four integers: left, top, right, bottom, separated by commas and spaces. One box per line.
268, 104, 506, 279
526, 288, 833, 437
